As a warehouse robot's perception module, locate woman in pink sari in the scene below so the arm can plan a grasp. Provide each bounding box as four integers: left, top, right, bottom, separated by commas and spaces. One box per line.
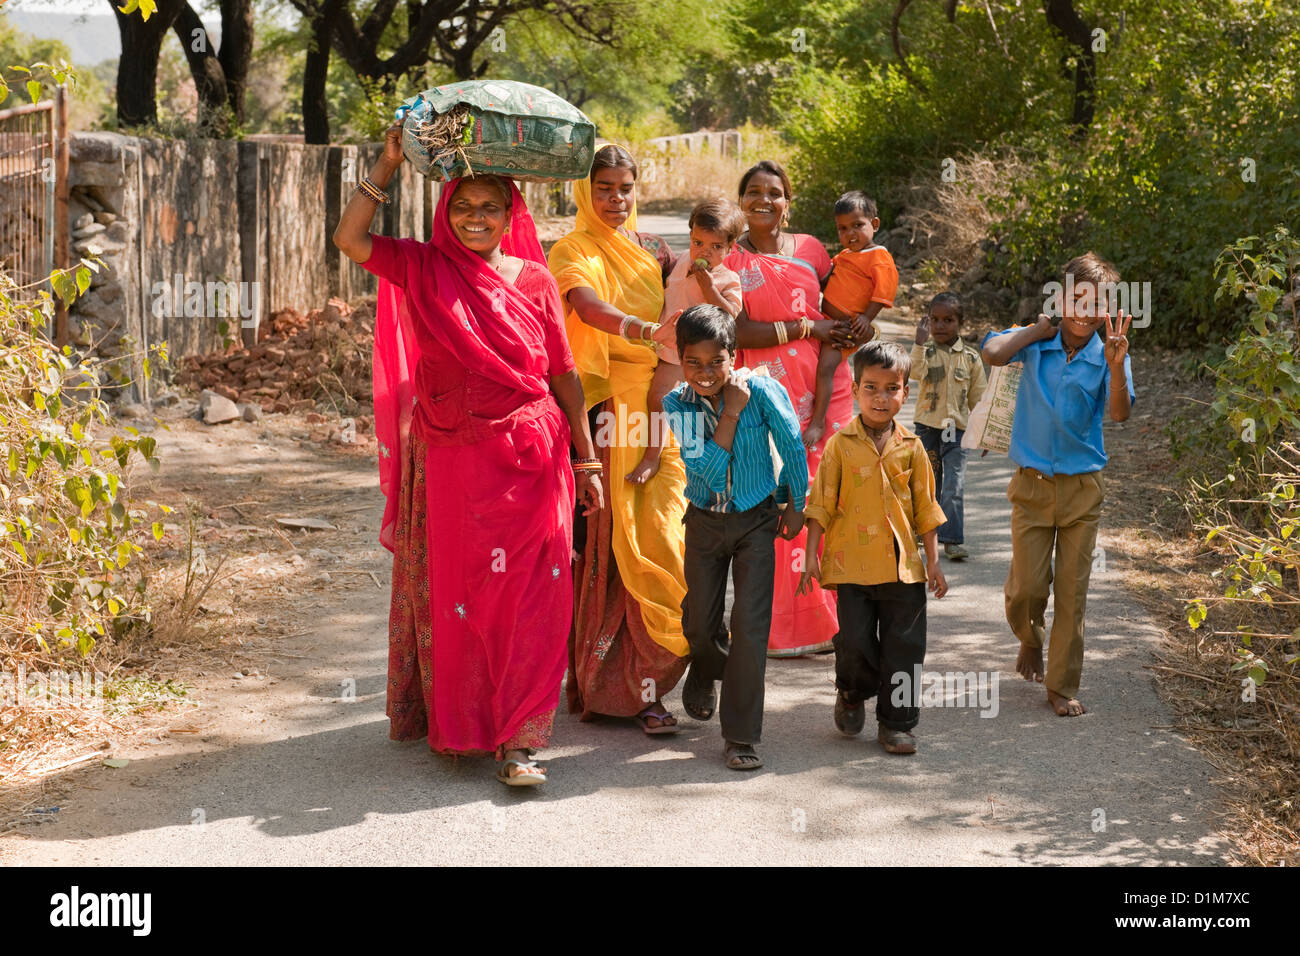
334, 126, 604, 787
724, 160, 855, 657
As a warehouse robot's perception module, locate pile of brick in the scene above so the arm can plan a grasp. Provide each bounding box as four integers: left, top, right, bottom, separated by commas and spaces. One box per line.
177, 298, 376, 415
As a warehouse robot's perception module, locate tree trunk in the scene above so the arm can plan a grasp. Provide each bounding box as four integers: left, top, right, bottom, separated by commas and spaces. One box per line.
1043, 0, 1097, 133
303, 0, 344, 144
172, 1, 231, 136
110, 0, 182, 128
218, 0, 255, 123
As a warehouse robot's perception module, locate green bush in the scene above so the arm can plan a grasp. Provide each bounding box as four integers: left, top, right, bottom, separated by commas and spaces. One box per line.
0, 271, 168, 662
1178, 223, 1300, 685
760, 0, 1300, 344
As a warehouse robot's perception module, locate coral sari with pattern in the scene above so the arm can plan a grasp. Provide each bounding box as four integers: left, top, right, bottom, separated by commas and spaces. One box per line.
366, 178, 576, 755
725, 235, 848, 656
547, 171, 689, 718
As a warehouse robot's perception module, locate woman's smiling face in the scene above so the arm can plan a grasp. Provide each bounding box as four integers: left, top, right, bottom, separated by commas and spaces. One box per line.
740, 171, 789, 231
448, 179, 510, 255
591, 165, 637, 230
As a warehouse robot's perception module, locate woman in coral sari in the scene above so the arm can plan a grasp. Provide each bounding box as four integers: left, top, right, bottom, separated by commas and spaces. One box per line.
725, 160, 855, 657
334, 126, 603, 787
548, 145, 690, 731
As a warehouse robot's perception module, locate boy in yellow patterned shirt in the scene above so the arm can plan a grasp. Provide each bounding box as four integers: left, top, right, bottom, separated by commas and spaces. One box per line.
798, 341, 948, 754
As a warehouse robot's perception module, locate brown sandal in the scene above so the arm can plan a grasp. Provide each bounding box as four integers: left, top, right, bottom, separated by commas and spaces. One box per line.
724, 742, 763, 771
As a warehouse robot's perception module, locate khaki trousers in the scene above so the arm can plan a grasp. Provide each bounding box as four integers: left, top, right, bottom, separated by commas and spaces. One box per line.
1004, 467, 1104, 698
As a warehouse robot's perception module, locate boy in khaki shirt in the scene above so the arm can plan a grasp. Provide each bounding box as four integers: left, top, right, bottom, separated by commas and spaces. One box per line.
910, 292, 987, 561
798, 341, 949, 754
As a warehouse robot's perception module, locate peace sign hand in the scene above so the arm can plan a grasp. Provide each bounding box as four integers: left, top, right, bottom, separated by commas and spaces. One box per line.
1104, 310, 1131, 370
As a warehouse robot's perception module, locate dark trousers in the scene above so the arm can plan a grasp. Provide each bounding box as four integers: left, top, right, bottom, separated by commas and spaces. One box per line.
833, 581, 928, 731
681, 497, 780, 744
914, 422, 966, 544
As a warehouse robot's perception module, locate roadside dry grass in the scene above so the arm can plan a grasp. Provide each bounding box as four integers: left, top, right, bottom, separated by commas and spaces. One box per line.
1066, 347, 1296, 865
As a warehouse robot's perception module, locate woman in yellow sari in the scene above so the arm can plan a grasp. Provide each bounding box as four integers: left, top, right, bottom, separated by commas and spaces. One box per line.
548, 145, 689, 733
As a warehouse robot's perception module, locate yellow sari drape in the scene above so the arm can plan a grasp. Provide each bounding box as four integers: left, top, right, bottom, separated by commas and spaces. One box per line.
547, 173, 689, 658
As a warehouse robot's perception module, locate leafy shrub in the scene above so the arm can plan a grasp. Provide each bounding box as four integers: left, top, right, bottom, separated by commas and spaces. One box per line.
1179, 224, 1300, 688
766, 0, 1300, 344
0, 271, 168, 663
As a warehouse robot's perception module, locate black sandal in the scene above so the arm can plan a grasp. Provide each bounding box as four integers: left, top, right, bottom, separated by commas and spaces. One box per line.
682, 664, 716, 721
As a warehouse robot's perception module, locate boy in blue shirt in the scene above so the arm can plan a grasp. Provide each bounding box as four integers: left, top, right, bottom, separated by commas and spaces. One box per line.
663, 304, 808, 770
982, 252, 1135, 717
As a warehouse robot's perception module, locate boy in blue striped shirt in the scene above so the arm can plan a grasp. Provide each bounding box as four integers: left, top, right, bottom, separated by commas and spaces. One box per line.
662, 304, 808, 771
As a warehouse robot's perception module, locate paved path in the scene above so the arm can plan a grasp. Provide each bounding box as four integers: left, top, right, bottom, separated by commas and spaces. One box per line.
0, 234, 1228, 866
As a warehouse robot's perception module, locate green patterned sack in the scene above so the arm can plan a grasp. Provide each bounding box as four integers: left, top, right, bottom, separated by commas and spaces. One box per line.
398, 80, 596, 183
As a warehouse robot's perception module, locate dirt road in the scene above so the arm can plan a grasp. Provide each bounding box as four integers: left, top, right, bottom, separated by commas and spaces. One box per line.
0, 323, 1228, 865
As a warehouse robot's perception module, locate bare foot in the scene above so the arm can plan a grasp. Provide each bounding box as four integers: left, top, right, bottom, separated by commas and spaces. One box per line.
1016, 644, 1045, 682
625, 454, 661, 484
1047, 690, 1086, 716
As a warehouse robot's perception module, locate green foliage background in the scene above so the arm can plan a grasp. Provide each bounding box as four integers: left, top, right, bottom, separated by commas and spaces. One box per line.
739, 0, 1300, 344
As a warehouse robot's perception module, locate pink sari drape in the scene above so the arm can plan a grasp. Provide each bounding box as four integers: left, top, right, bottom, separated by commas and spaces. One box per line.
725, 239, 849, 656
371, 179, 574, 753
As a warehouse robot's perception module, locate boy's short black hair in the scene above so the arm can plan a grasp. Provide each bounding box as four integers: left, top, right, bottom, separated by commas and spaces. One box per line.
852, 340, 911, 382
928, 291, 964, 322
689, 199, 745, 244
676, 304, 736, 355
834, 190, 879, 220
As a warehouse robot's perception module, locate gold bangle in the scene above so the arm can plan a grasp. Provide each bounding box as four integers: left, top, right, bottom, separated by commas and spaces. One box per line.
358, 178, 390, 204
774, 321, 788, 346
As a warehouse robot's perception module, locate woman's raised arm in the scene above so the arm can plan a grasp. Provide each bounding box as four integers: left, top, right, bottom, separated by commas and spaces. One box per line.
334, 124, 404, 265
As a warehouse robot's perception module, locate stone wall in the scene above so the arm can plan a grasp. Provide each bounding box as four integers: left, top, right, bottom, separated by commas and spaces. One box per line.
61, 133, 433, 397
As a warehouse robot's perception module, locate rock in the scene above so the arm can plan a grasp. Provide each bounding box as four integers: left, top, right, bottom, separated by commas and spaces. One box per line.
305, 412, 326, 424
74, 212, 94, 231
960, 263, 989, 287
968, 289, 1004, 317
277, 516, 336, 531
94, 211, 118, 225
237, 402, 263, 423
105, 220, 129, 243
74, 188, 105, 213
151, 392, 180, 408
69, 161, 126, 188
73, 236, 126, 256
69, 280, 122, 322
117, 402, 150, 420
197, 388, 241, 425
72, 222, 107, 240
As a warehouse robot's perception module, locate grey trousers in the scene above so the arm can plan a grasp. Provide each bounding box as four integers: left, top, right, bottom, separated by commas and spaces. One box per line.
681, 497, 780, 744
